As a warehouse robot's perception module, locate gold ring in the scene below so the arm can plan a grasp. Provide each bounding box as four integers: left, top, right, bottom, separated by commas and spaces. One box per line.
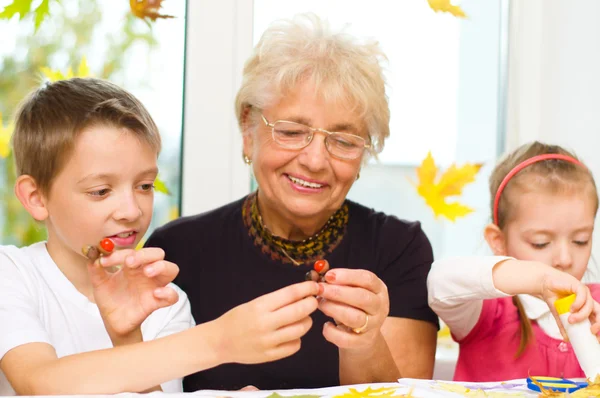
352, 314, 369, 334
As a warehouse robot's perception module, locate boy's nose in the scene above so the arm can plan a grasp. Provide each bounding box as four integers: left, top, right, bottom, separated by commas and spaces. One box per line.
113, 194, 142, 221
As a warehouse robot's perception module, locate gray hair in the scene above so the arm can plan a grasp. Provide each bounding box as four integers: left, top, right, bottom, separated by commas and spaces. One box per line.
235, 13, 390, 157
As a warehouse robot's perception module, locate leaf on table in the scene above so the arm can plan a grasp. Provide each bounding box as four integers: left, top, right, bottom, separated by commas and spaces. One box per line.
265, 393, 322, 398
333, 386, 403, 398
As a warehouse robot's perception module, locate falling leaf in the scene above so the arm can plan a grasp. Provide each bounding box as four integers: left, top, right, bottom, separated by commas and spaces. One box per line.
154, 176, 171, 195
0, 112, 14, 159
129, 0, 174, 22
427, 0, 467, 18
333, 386, 401, 398
77, 56, 90, 77
40, 57, 91, 82
412, 151, 482, 222
33, 0, 50, 31
168, 205, 179, 221
0, 0, 54, 31
0, 0, 33, 21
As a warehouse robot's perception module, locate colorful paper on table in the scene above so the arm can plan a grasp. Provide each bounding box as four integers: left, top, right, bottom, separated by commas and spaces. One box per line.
526, 376, 587, 393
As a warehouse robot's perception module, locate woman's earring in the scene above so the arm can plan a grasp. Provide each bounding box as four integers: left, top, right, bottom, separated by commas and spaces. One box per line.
356, 172, 360, 181
243, 153, 252, 165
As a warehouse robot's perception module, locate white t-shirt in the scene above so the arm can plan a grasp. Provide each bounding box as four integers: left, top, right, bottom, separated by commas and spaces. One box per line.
0, 242, 196, 395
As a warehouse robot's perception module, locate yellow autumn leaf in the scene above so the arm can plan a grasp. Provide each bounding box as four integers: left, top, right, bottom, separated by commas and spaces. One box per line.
333, 386, 400, 398
417, 151, 437, 187
438, 324, 451, 338
413, 151, 482, 222
571, 375, 600, 398
427, 0, 467, 18
168, 205, 179, 221
0, 112, 14, 159
40, 57, 91, 82
436, 163, 482, 197
154, 176, 171, 195
77, 56, 90, 77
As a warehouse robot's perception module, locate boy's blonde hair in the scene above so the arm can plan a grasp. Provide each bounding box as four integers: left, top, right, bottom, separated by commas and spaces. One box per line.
12, 77, 161, 194
235, 13, 389, 157
490, 141, 598, 356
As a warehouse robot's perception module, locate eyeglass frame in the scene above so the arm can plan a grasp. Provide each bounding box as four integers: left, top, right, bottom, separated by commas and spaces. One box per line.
260, 114, 372, 160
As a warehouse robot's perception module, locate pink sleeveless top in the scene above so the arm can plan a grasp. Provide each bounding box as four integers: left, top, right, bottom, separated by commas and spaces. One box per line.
454, 284, 600, 381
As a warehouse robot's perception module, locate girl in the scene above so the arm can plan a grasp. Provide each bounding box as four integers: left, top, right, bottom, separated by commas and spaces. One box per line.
428, 141, 600, 381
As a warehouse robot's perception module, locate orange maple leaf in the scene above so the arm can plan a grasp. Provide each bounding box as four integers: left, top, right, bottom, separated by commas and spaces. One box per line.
413, 152, 482, 221
130, 0, 174, 22
427, 0, 467, 18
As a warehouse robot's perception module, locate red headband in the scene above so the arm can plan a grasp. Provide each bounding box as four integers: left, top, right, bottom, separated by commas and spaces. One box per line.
493, 153, 584, 225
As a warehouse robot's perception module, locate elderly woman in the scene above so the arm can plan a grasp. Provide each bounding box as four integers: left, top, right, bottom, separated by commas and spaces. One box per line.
146, 13, 438, 391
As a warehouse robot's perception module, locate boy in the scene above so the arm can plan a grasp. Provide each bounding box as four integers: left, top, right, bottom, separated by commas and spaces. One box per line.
0, 78, 321, 395
0, 78, 193, 394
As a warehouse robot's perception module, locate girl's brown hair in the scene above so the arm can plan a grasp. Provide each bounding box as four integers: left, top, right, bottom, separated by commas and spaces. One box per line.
490, 141, 598, 356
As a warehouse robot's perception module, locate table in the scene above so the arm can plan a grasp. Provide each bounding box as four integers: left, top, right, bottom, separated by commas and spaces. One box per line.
139, 379, 549, 398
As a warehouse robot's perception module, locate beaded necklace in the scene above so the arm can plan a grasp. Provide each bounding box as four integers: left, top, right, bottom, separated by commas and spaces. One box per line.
242, 192, 349, 266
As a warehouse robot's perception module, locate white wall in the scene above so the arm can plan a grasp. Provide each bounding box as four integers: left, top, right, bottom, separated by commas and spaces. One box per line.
507, 0, 600, 279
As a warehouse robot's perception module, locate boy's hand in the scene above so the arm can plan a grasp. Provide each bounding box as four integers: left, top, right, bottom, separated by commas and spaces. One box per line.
213, 281, 319, 364
85, 247, 180, 343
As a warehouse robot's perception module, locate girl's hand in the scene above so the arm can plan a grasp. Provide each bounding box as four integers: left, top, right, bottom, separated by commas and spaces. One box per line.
540, 269, 600, 341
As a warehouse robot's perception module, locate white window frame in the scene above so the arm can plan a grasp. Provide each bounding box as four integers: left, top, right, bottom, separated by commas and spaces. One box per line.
181, 0, 254, 216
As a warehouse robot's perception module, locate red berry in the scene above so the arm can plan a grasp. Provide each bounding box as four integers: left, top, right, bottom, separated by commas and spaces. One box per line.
314, 259, 329, 274
100, 238, 115, 253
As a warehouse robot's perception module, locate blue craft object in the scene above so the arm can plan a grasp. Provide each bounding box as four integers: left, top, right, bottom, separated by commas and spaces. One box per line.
527, 376, 588, 393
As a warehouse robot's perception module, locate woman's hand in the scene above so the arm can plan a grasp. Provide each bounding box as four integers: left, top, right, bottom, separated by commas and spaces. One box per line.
214, 281, 319, 364
87, 247, 180, 343
317, 269, 390, 351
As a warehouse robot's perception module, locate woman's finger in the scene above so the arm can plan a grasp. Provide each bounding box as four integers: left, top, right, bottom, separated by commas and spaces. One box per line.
318, 296, 369, 331
323, 269, 385, 294
321, 321, 363, 349
318, 283, 380, 315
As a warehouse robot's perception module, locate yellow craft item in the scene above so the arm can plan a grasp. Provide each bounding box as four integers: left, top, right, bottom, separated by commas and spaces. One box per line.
554, 294, 577, 315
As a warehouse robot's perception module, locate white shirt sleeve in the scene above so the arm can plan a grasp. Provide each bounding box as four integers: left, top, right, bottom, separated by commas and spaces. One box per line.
427, 256, 513, 340
0, 249, 51, 361
142, 283, 195, 393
